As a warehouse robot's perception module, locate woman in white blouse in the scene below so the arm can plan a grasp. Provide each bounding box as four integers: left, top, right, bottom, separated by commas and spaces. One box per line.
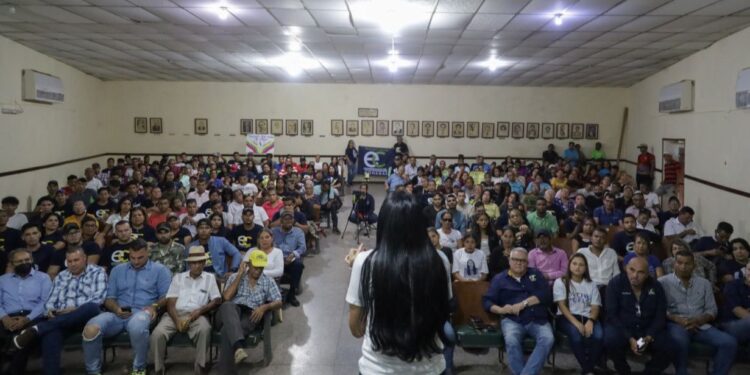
243, 229, 284, 279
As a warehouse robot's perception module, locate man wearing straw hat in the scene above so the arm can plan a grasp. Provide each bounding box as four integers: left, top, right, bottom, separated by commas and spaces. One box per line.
216, 249, 282, 374
150, 245, 221, 375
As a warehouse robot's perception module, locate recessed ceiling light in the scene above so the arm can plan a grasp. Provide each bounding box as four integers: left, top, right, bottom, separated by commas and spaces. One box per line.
482, 56, 509, 72
554, 13, 563, 26
289, 40, 302, 52
270, 53, 320, 77
350, 0, 430, 36
215, 6, 230, 20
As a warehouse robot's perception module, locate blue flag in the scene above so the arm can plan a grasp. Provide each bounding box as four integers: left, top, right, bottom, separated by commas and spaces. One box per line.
357, 146, 394, 177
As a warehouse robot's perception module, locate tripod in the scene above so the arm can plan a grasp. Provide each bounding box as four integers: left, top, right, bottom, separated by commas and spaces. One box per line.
341, 192, 365, 240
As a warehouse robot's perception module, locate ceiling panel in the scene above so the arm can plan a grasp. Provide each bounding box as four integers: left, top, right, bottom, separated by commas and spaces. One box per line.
0, 0, 748, 86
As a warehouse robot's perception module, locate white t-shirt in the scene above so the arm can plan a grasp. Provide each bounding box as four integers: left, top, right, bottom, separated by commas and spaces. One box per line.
552, 278, 601, 317
452, 248, 488, 281
346, 249, 448, 375
438, 228, 462, 251
7, 213, 28, 230
577, 247, 620, 287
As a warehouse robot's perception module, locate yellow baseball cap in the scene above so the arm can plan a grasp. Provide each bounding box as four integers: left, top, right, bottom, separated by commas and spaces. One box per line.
247, 250, 268, 268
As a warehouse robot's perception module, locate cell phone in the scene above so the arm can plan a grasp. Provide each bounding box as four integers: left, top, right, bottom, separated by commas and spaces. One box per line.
121, 306, 132, 313
636, 337, 647, 352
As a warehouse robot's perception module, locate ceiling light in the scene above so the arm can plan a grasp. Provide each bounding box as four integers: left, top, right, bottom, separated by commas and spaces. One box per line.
217, 6, 230, 20
482, 56, 509, 72
288, 40, 302, 52
350, 0, 430, 35
554, 13, 563, 26
270, 52, 320, 77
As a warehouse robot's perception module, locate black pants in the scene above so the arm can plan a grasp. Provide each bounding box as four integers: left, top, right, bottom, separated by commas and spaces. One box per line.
0, 311, 43, 375
636, 174, 653, 189
284, 257, 305, 297
603, 323, 674, 375
215, 302, 259, 375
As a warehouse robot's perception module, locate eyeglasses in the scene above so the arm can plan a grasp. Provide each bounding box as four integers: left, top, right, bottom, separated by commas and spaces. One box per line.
510, 258, 528, 263
442, 218, 453, 221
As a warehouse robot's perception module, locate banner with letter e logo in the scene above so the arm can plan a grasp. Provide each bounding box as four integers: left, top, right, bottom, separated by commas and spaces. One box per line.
245, 134, 275, 155
357, 146, 394, 177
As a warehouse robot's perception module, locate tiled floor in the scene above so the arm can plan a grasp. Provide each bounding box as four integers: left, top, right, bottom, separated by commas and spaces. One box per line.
23, 188, 750, 374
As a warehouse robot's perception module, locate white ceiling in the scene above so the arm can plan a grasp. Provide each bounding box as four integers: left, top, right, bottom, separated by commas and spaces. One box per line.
1, 0, 750, 87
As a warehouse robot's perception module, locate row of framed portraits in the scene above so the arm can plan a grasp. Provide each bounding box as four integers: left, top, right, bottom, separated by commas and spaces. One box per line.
331, 120, 599, 140
133, 117, 315, 136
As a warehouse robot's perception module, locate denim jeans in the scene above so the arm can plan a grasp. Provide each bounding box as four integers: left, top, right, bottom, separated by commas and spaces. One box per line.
35, 302, 101, 375
667, 322, 737, 375
556, 316, 603, 374
443, 321, 456, 370
347, 162, 356, 186
82, 310, 152, 374
500, 319, 554, 375
721, 318, 750, 344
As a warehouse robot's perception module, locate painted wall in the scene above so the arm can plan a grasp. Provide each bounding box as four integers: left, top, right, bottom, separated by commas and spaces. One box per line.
0, 35, 106, 206
624, 26, 750, 236
100, 82, 628, 160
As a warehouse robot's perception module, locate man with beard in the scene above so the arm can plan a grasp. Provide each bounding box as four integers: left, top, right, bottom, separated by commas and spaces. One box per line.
47, 223, 102, 279
150, 223, 186, 274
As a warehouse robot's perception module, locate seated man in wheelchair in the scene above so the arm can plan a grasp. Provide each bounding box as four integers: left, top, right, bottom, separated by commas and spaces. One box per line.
348, 184, 377, 229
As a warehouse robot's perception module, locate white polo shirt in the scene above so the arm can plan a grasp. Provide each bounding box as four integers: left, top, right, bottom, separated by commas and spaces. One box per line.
664, 217, 703, 243
166, 271, 222, 315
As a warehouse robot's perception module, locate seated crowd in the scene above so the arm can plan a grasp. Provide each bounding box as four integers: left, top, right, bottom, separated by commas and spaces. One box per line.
0, 141, 747, 374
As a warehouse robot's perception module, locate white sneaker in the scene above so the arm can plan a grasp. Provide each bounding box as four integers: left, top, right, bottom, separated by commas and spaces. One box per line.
234, 348, 248, 364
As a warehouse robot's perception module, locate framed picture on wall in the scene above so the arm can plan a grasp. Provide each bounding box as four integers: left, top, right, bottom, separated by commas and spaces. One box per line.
422, 121, 435, 138
301, 119, 313, 136
406, 121, 419, 137
361, 119, 374, 136
346, 120, 359, 136
436, 121, 449, 138
452, 122, 465, 138
194, 118, 208, 135
149, 118, 163, 134
526, 122, 540, 139
466, 122, 480, 138
511, 122, 524, 139
134, 117, 147, 133
585, 123, 599, 139
481, 122, 494, 139
557, 122, 570, 139
392, 120, 404, 136
541, 122, 554, 139
286, 119, 298, 136
572, 123, 586, 139
497, 121, 510, 138
331, 119, 344, 136
256, 119, 269, 134
270, 119, 283, 135
240, 119, 253, 135
376, 120, 389, 136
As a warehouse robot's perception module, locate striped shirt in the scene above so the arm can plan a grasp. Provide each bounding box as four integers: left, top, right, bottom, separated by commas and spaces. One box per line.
46, 264, 107, 311
225, 272, 281, 310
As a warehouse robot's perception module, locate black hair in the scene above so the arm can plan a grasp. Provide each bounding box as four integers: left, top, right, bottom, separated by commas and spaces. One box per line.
1, 196, 19, 205
679, 206, 695, 215
731, 238, 750, 253
359, 192, 449, 363
21, 222, 41, 233
716, 221, 734, 234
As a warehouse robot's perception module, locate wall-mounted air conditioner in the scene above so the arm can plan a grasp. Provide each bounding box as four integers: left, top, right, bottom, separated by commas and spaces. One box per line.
658, 80, 693, 113
736, 68, 750, 109
22, 69, 64, 104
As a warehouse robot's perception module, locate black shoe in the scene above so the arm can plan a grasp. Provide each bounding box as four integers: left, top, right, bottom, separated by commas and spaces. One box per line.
13, 327, 38, 349
332, 228, 341, 234
288, 296, 300, 307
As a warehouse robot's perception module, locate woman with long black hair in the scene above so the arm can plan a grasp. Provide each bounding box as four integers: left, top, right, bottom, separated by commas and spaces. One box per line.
346, 192, 451, 374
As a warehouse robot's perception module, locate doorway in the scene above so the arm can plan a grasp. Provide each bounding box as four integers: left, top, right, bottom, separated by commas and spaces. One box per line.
660, 138, 685, 208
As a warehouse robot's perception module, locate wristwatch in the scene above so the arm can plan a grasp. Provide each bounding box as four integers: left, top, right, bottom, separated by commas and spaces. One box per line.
522, 299, 529, 308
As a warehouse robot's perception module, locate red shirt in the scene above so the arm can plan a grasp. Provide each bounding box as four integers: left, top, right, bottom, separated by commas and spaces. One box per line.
663, 161, 681, 184
637, 153, 654, 175
262, 200, 284, 220
147, 212, 168, 228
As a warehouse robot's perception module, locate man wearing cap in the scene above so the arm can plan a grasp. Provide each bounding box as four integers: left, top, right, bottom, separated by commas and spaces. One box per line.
150, 222, 186, 274
217, 250, 282, 374
189, 219, 241, 282
82, 238, 171, 375
269, 195, 309, 233
271, 212, 306, 307
151, 246, 221, 375
528, 230, 568, 285
229, 208, 262, 255
47, 223, 103, 279
12, 246, 106, 375
167, 214, 192, 246
636, 143, 656, 189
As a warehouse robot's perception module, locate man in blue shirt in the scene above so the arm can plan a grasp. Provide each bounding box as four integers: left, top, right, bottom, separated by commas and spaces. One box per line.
434, 194, 466, 233
13, 247, 106, 375
189, 219, 242, 282
81, 239, 171, 375
604, 257, 674, 375
483, 248, 553, 375
271, 212, 306, 307
0, 248, 51, 374
563, 142, 579, 166
593, 193, 623, 227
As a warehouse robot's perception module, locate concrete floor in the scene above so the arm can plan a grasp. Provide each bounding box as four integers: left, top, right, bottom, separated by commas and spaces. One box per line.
23, 187, 750, 374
